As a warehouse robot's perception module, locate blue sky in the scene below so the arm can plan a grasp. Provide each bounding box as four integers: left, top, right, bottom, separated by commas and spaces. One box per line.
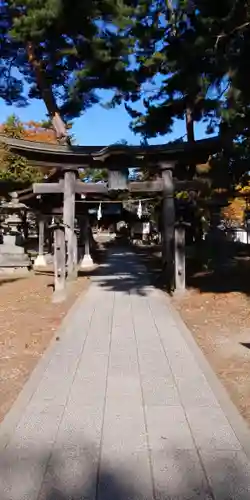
0, 90, 214, 146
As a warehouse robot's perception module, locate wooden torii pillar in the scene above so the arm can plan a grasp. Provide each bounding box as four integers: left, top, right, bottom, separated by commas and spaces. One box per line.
160, 161, 176, 292
49, 220, 67, 303
63, 169, 77, 280
174, 222, 186, 293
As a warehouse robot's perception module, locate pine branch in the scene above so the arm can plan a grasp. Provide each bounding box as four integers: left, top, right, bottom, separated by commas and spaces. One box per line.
215, 22, 250, 48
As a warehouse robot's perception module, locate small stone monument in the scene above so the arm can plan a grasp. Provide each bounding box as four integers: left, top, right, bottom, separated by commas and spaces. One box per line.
0, 192, 31, 274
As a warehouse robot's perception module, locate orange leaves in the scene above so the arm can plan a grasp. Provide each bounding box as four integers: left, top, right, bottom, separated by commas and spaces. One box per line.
0, 116, 57, 184
222, 197, 246, 224
22, 121, 57, 144
0, 119, 57, 144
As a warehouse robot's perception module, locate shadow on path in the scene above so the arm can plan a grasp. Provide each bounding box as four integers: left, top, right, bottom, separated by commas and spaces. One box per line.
1, 436, 250, 499
90, 246, 152, 296
1, 241, 250, 499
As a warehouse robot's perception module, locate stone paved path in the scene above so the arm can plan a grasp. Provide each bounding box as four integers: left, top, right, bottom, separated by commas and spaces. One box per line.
1, 247, 250, 500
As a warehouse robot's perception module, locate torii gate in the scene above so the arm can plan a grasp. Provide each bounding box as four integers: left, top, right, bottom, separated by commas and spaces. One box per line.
1, 135, 222, 291
33, 170, 167, 280
33, 170, 211, 282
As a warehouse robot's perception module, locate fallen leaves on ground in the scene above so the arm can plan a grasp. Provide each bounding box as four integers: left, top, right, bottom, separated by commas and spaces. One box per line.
0, 271, 89, 422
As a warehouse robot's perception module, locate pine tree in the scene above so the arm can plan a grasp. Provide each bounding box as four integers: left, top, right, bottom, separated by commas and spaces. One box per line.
195, 0, 250, 137
192, 0, 250, 189
1, 0, 137, 141
2, 0, 250, 169
0, 1, 26, 105
123, 2, 224, 144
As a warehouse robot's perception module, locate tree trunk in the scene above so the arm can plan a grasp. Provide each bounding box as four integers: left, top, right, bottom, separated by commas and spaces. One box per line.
185, 105, 196, 178
185, 105, 195, 143
26, 42, 68, 143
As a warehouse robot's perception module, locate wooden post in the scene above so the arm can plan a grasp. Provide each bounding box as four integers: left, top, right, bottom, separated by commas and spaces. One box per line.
174, 224, 186, 292
78, 215, 85, 255
63, 169, 76, 280
48, 216, 53, 255
73, 230, 78, 274
161, 163, 175, 292
52, 225, 66, 303
34, 215, 47, 267
80, 216, 94, 269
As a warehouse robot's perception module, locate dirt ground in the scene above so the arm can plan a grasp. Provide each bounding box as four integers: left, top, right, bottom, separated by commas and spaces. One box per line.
0, 270, 90, 423
134, 242, 250, 429
172, 280, 250, 426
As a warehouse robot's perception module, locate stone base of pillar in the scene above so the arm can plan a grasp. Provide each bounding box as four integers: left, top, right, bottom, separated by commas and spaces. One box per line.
79, 254, 94, 269
52, 288, 67, 303
34, 254, 47, 267
173, 287, 186, 297
67, 267, 78, 281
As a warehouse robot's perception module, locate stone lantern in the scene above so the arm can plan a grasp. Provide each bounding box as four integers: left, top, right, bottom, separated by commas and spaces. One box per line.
0, 192, 31, 273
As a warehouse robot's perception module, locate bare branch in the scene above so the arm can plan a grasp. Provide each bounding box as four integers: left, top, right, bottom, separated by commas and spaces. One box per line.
215, 21, 250, 48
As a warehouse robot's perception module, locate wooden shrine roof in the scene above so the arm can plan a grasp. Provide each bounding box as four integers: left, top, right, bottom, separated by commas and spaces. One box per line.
0, 135, 222, 168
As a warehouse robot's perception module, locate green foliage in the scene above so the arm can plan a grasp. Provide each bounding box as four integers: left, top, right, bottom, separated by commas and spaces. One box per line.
1, 114, 25, 138
0, 1, 27, 106
79, 168, 109, 183
0, 0, 249, 139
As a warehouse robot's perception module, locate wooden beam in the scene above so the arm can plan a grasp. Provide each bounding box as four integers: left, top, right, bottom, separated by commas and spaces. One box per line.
175, 179, 210, 191
33, 180, 108, 195
129, 180, 163, 192
33, 181, 64, 194
33, 180, 162, 195
29, 160, 81, 169
33, 178, 210, 197
75, 182, 108, 194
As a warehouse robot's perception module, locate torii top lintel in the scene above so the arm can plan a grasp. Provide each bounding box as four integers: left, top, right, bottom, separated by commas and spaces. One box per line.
0, 135, 222, 169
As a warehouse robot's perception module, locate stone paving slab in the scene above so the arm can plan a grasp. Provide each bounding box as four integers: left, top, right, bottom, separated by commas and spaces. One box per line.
1, 247, 250, 499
